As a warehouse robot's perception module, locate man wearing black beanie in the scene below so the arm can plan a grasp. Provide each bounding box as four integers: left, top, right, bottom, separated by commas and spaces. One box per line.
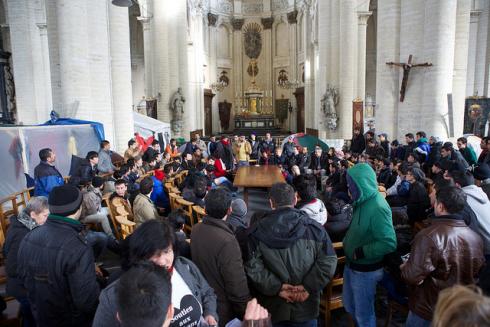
16, 185, 100, 326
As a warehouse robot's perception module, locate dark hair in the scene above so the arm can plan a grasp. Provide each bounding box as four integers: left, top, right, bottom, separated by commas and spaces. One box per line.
193, 176, 208, 199
448, 170, 475, 187
116, 165, 130, 178
205, 188, 232, 219
39, 148, 52, 161
151, 140, 159, 146
434, 178, 455, 193
405, 133, 414, 139
115, 179, 127, 187
139, 177, 154, 195
416, 131, 426, 138
150, 153, 160, 163
457, 137, 468, 144
293, 175, 316, 202
163, 164, 173, 175
442, 143, 454, 152
269, 182, 296, 207
170, 138, 176, 143
407, 152, 420, 162
435, 186, 467, 214
128, 139, 136, 147
391, 139, 399, 147
126, 158, 136, 169
129, 220, 175, 264
366, 131, 375, 138
86, 151, 99, 161
399, 163, 409, 175
167, 210, 186, 231
100, 140, 110, 148
196, 162, 207, 172
116, 262, 171, 327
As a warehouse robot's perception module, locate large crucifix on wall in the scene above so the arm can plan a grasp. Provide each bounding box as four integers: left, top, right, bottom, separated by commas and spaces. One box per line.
386, 55, 432, 102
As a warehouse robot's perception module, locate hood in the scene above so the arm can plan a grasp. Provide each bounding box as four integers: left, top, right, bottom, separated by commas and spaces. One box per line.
251, 207, 317, 249
463, 185, 489, 205
346, 163, 379, 206
416, 138, 429, 145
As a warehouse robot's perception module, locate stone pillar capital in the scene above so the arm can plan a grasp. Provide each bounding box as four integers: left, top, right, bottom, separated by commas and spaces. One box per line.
261, 17, 274, 30
207, 13, 218, 27
232, 18, 244, 31
357, 11, 372, 25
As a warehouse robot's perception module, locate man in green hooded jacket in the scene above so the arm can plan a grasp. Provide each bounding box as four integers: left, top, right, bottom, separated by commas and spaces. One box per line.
343, 163, 397, 327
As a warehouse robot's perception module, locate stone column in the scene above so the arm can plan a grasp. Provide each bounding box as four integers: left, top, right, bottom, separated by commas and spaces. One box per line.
338, 0, 356, 139
207, 13, 219, 133
452, 0, 471, 137
466, 9, 482, 95
474, 0, 490, 96
287, 10, 298, 132
261, 17, 273, 111
420, 0, 458, 138
109, 4, 134, 153
357, 11, 372, 101
188, 7, 205, 135
137, 16, 155, 99
7, 0, 53, 124
375, 0, 401, 139
56, 0, 91, 119
232, 18, 244, 122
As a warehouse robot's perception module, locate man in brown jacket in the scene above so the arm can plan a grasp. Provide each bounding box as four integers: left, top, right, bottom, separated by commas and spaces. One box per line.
132, 177, 160, 227
401, 186, 484, 327
191, 188, 251, 326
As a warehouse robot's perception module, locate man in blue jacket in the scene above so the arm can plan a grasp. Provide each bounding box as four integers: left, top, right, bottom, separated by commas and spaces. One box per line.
33, 148, 64, 196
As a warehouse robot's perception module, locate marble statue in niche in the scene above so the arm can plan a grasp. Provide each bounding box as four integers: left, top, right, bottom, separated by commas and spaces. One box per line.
321, 85, 339, 130
171, 87, 185, 134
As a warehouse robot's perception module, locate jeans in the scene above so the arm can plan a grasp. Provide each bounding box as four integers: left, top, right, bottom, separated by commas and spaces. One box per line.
85, 230, 108, 259
81, 207, 113, 237
343, 265, 384, 327
238, 160, 249, 167
273, 319, 317, 327
405, 311, 431, 327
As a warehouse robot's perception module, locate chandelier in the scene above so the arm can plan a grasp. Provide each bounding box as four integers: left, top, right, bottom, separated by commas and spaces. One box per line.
211, 71, 229, 93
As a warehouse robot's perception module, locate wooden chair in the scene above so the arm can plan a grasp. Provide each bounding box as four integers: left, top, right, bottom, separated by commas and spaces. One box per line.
12, 188, 32, 213
320, 242, 347, 327
175, 198, 194, 233
115, 215, 135, 239
0, 196, 17, 240
103, 198, 122, 240
192, 205, 206, 223
168, 193, 183, 211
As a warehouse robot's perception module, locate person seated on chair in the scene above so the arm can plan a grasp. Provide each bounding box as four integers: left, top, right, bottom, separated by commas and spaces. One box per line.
180, 153, 195, 171
183, 175, 207, 208
70, 151, 99, 186
109, 179, 133, 221
4, 196, 49, 327
164, 138, 181, 159
94, 220, 218, 327
81, 176, 116, 239
133, 177, 161, 227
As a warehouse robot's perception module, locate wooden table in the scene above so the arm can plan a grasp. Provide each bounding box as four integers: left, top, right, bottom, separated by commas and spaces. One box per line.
233, 165, 285, 205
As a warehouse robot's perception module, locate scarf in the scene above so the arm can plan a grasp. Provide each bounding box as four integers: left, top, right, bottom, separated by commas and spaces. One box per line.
17, 209, 39, 231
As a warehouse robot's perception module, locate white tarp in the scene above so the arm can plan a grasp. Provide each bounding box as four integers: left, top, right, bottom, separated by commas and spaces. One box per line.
0, 124, 100, 199
133, 112, 171, 147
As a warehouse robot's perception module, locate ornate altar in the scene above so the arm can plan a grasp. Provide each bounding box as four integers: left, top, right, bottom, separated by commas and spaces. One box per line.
464, 95, 490, 137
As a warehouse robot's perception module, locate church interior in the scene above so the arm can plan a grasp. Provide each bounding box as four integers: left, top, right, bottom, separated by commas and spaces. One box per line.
1, 0, 490, 326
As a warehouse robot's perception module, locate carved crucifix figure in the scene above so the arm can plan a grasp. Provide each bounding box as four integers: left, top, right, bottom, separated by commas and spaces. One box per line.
386, 55, 432, 102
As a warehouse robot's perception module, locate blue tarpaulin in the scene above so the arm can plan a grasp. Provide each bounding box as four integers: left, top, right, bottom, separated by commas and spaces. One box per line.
41, 111, 105, 141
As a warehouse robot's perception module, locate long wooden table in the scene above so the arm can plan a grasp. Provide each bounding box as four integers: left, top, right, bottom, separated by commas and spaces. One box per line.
233, 165, 285, 205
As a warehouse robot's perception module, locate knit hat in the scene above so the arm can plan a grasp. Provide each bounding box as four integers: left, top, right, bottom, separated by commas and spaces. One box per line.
474, 164, 490, 180
92, 176, 104, 188
48, 185, 83, 216
230, 198, 247, 219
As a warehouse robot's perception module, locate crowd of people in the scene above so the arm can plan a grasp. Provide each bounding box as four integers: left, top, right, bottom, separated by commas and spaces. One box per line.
2, 129, 490, 327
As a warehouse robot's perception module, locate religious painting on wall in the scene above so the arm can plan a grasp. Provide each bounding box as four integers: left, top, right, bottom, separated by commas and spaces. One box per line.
275, 99, 289, 124
352, 100, 363, 134
218, 100, 232, 131
463, 97, 490, 137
